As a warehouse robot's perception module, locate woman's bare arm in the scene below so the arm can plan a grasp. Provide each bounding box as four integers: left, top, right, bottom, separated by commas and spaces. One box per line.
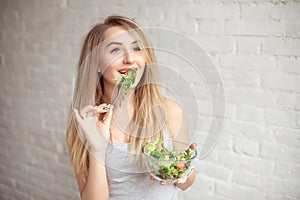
77, 154, 109, 200
165, 99, 196, 190
73, 104, 114, 199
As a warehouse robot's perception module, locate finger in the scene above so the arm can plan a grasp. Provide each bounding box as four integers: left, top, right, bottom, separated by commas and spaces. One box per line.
160, 181, 168, 185
80, 105, 95, 117
188, 167, 195, 176
177, 176, 187, 184
102, 105, 114, 127
98, 103, 109, 108
94, 104, 110, 114
149, 175, 154, 181
189, 143, 197, 149
178, 167, 194, 184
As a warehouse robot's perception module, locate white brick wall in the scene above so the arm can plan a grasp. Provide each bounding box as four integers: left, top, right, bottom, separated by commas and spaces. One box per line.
0, 0, 299, 199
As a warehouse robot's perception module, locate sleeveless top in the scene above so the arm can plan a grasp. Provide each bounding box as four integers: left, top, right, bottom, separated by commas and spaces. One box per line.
105, 128, 178, 200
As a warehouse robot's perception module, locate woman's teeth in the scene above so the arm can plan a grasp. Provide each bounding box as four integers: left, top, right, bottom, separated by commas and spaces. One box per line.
119, 69, 127, 74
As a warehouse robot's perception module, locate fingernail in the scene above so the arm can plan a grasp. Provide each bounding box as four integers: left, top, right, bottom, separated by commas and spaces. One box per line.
103, 107, 109, 111
107, 104, 112, 107
190, 143, 197, 149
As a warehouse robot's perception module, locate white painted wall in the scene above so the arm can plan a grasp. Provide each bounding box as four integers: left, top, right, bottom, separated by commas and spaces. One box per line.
1, 0, 299, 199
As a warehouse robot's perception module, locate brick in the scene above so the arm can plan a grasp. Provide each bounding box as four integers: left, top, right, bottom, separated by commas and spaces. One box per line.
225, 20, 284, 37
224, 103, 236, 119
216, 150, 243, 169
1, 34, 24, 55
273, 161, 300, 183
260, 142, 300, 164
211, 131, 233, 152
198, 160, 232, 181
231, 168, 261, 188
240, 2, 271, 20
191, 173, 216, 193
27, 165, 55, 182
198, 127, 229, 159
225, 87, 276, 107
276, 92, 299, 110
220, 54, 276, 72
262, 73, 300, 92
187, 3, 240, 20
262, 38, 300, 56
0, 184, 14, 199
144, 0, 193, 6
10, 189, 31, 200
188, 99, 226, 119
0, 175, 14, 189
235, 37, 263, 54
195, 115, 213, 132
196, 19, 224, 36
66, 0, 104, 9
180, 191, 229, 200
1, 3, 25, 34
260, 175, 300, 197
233, 136, 260, 156
14, 179, 49, 200
297, 96, 300, 111
265, 108, 298, 128
277, 56, 300, 74
222, 69, 261, 87
0, 54, 4, 67
171, 81, 211, 101
215, 181, 266, 200
234, 105, 265, 123
196, 36, 235, 54
284, 21, 300, 38
273, 127, 300, 147
223, 120, 274, 142
270, 2, 300, 20
266, 193, 298, 200
195, 100, 213, 116
239, 156, 274, 176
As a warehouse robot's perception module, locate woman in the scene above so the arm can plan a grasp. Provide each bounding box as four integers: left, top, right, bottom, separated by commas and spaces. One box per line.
66, 15, 196, 200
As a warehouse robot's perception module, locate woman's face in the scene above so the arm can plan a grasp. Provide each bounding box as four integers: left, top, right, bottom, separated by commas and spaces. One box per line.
100, 26, 146, 88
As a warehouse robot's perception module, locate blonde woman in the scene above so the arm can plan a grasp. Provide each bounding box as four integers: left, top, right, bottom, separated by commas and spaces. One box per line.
66, 15, 196, 200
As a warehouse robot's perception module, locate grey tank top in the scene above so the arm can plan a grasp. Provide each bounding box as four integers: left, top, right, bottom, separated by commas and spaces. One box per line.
105, 128, 178, 200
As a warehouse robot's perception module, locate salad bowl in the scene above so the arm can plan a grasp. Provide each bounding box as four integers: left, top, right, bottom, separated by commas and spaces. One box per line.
142, 139, 197, 183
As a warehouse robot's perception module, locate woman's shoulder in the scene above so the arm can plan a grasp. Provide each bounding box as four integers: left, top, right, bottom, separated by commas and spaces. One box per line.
163, 98, 184, 140
164, 98, 183, 118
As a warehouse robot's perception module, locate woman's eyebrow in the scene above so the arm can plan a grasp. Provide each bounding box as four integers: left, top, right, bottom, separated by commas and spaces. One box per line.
106, 41, 123, 48
106, 40, 138, 48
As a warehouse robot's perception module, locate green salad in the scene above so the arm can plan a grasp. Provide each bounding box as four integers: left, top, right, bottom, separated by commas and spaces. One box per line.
144, 138, 194, 180
112, 69, 136, 106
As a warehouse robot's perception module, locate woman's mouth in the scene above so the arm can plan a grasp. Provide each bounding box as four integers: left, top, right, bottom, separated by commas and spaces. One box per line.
118, 68, 137, 75
118, 69, 129, 74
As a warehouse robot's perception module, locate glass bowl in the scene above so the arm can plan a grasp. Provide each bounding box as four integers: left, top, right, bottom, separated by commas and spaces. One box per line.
142, 140, 197, 183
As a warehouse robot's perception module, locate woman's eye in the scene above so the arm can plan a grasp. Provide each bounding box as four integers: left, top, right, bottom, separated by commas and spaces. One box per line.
133, 47, 141, 51
110, 48, 121, 54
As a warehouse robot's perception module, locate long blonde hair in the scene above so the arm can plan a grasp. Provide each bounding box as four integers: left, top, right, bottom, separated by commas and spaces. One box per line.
66, 15, 166, 183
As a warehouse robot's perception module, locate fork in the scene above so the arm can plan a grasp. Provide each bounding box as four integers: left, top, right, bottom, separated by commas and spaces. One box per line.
111, 83, 122, 106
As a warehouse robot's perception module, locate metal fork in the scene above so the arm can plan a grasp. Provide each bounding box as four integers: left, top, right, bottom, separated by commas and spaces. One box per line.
111, 83, 122, 106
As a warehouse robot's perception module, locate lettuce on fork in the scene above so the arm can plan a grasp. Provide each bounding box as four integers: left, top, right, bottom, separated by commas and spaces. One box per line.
112, 69, 136, 106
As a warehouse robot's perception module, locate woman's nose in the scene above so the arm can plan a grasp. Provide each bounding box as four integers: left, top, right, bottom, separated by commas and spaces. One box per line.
123, 50, 135, 64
